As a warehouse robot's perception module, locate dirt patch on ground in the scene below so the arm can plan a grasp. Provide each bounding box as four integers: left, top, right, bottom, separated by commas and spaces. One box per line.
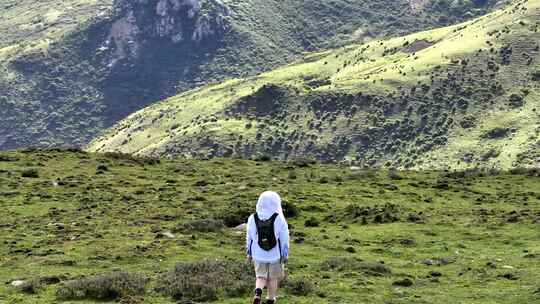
404, 39, 434, 53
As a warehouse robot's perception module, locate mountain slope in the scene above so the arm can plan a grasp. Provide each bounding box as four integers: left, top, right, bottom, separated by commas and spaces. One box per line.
0, 0, 506, 150
88, 0, 540, 169
0, 0, 109, 48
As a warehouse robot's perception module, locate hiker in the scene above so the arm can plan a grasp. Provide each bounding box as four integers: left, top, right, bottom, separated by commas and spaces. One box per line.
246, 191, 290, 304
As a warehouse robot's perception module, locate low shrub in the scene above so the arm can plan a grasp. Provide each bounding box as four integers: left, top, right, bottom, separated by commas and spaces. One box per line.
509, 167, 540, 177
318, 176, 329, 184
320, 257, 391, 276
321, 257, 362, 271
282, 200, 300, 218
157, 260, 252, 301
178, 219, 224, 233
342, 203, 400, 224
290, 157, 317, 168
56, 272, 149, 300
282, 277, 315, 296
103, 152, 160, 166
215, 203, 252, 227
532, 69, 540, 81
21, 168, 39, 178
287, 170, 297, 179
0, 155, 19, 162
304, 217, 320, 227
253, 154, 272, 162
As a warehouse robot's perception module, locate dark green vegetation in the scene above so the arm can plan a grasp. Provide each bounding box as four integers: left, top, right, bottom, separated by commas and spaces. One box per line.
0, 0, 506, 150
90, 0, 540, 169
1, 149, 539, 303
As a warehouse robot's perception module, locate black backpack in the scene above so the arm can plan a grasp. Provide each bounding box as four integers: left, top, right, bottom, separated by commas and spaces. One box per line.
254, 213, 279, 251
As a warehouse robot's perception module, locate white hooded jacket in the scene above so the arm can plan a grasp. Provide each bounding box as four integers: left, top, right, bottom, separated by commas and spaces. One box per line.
246, 191, 290, 263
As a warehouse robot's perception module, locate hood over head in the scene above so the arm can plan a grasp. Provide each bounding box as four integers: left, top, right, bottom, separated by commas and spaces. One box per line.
256, 191, 286, 222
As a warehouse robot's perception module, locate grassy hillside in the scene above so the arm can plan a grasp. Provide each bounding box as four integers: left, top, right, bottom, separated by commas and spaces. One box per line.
1, 149, 539, 303
0, 0, 110, 48
0, 0, 506, 150
89, 0, 540, 169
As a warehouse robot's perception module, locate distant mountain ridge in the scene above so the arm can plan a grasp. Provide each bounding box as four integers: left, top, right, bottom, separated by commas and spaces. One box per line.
88, 0, 540, 170
0, 0, 506, 150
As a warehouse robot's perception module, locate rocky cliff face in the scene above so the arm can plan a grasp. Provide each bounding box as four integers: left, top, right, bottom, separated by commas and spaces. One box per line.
104, 0, 229, 68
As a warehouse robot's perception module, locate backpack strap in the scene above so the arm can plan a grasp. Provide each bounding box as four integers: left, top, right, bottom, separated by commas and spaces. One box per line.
269, 213, 282, 259
269, 213, 279, 223
254, 213, 279, 225
278, 238, 282, 261
269, 213, 281, 259
254, 213, 261, 228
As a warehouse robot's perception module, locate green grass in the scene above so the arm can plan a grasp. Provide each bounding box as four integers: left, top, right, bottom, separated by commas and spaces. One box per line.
89, 0, 540, 169
0, 149, 539, 303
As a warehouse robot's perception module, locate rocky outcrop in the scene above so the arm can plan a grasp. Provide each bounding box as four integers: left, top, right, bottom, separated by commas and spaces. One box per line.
409, 0, 430, 12
103, 0, 229, 67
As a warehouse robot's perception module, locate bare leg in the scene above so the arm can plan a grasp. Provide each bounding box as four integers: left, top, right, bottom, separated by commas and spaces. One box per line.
267, 278, 279, 300
256, 277, 267, 289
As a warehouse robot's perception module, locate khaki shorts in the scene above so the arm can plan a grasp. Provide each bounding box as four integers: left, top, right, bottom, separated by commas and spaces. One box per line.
254, 261, 285, 280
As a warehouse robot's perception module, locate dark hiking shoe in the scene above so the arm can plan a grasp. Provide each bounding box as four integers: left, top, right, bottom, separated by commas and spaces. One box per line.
252, 288, 263, 304
265, 299, 275, 304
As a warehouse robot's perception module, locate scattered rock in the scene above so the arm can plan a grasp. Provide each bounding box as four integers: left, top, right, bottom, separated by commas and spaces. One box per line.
155, 231, 175, 239
11, 280, 26, 287
422, 257, 455, 266
502, 265, 515, 269
438, 257, 454, 265
233, 223, 247, 231
47, 222, 65, 230
421, 259, 435, 266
